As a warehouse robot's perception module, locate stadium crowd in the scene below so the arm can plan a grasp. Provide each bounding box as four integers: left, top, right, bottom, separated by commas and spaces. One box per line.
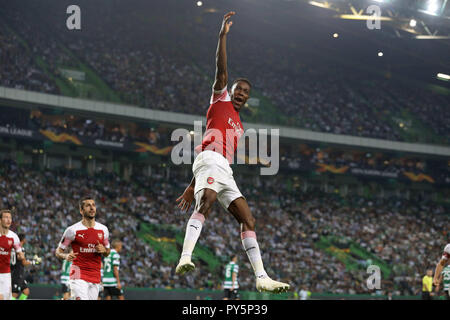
1, 158, 448, 297
0, 2, 448, 145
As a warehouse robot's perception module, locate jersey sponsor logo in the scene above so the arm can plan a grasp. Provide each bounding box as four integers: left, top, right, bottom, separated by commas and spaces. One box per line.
207, 177, 215, 184
79, 243, 97, 253
0, 247, 8, 255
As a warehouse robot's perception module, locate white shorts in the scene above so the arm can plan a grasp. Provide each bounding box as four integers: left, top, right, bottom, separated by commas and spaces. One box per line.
0, 273, 11, 300
69, 279, 100, 300
193, 150, 244, 212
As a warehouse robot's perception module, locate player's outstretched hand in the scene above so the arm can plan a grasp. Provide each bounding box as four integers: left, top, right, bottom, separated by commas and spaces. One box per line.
176, 185, 195, 212
219, 11, 235, 36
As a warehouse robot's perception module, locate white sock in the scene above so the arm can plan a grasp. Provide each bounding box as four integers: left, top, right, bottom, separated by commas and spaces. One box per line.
241, 231, 268, 279
181, 212, 205, 259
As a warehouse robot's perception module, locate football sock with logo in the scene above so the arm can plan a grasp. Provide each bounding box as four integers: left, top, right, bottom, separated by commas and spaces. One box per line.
181, 212, 205, 258
241, 231, 268, 279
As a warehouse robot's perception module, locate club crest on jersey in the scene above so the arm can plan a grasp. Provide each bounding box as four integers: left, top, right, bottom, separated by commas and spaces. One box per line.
8, 240, 12, 246
207, 177, 215, 184
98, 233, 103, 240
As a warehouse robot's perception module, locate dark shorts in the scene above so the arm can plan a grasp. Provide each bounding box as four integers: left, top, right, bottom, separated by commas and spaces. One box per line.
12, 276, 28, 293
61, 284, 70, 293
224, 289, 239, 300
103, 286, 124, 297
422, 292, 432, 300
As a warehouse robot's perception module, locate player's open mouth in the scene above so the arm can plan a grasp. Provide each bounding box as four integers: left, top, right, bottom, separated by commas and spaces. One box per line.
234, 97, 243, 103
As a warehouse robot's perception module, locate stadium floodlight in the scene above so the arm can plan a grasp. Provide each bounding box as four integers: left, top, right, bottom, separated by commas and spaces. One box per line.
308, 1, 332, 9
409, 19, 417, 27
421, 0, 442, 15
378, 51, 384, 57
333, 33, 339, 38
437, 73, 450, 81
196, 1, 203, 7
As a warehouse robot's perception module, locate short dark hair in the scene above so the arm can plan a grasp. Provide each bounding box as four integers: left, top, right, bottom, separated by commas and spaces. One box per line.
18, 233, 26, 241
79, 196, 95, 210
0, 209, 11, 219
112, 239, 122, 248
232, 78, 252, 89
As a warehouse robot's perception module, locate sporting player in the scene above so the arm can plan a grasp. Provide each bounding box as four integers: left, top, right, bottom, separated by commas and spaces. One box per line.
55, 196, 111, 300
175, 11, 290, 293
223, 255, 239, 300
435, 264, 450, 300
102, 240, 124, 300
434, 244, 450, 300
11, 234, 38, 300
60, 255, 72, 300
0, 209, 24, 300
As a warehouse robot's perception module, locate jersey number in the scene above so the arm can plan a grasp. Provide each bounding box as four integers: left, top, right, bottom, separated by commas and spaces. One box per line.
11, 250, 16, 266
105, 259, 112, 273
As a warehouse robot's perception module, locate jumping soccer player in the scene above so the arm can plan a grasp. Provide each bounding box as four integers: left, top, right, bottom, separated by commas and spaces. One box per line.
55, 196, 110, 300
102, 240, 124, 300
11, 234, 38, 300
0, 209, 24, 300
175, 11, 290, 293
223, 255, 239, 300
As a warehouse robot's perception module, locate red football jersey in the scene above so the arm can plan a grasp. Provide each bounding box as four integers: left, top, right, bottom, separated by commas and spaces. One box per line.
195, 86, 244, 163
0, 230, 22, 274
58, 221, 110, 284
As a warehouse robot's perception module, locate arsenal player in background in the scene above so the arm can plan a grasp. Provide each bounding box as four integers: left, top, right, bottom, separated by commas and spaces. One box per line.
175, 11, 290, 293
0, 209, 24, 300
55, 196, 110, 300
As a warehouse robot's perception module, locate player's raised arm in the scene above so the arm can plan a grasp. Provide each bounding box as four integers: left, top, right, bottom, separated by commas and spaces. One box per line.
213, 11, 235, 92
434, 244, 450, 286
434, 258, 448, 286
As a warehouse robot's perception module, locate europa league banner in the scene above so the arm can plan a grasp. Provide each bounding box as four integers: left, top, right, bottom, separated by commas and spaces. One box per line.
0, 125, 173, 156
314, 163, 440, 184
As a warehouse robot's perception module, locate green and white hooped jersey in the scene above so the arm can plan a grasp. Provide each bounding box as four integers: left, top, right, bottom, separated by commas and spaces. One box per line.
61, 260, 72, 285
102, 249, 120, 287
442, 265, 450, 291
223, 261, 239, 289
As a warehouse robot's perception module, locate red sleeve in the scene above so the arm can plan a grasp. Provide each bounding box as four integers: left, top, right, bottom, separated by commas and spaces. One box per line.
210, 86, 231, 104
